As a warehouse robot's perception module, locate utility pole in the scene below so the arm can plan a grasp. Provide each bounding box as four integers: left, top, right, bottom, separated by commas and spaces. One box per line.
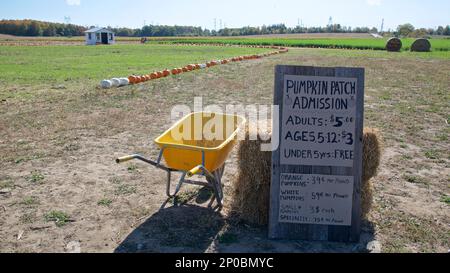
214, 18, 217, 31
380, 18, 385, 33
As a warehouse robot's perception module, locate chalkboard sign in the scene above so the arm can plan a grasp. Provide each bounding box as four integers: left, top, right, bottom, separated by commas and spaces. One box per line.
269, 66, 364, 243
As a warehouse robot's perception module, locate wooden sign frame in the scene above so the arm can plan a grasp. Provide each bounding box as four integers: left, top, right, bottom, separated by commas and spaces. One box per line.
269, 65, 365, 243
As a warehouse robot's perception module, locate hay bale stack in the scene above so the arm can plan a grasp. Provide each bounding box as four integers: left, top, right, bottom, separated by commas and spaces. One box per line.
361, 179, 374, 220
230, 126, 383, 225
229, 120, 272, 226
361, 128, 383, 220
362, 128, 383, 182
386, 37, 402, 52
411, 38, 431, 52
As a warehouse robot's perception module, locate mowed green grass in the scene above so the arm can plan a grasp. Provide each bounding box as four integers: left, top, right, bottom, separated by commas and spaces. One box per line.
152, 37, 450, 52
0, 44, 271, 84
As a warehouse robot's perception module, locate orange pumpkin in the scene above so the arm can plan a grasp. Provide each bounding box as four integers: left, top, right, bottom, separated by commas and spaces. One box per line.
135, 76, 142, 83
171, 68, 179, 75
157, 71, 163, 78
187, 64, 194, 71
150, 73, 158, 80
128, 75, 137, 84
177, 68, 183, 74
195, 64, 201, 69
163, 70, 171, 77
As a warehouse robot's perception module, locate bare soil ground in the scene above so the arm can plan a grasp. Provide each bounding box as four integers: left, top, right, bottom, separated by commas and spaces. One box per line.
0, 48, 449, 253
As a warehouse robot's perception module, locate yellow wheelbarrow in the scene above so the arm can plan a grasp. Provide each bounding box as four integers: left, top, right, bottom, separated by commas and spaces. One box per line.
116, 112, 246, 209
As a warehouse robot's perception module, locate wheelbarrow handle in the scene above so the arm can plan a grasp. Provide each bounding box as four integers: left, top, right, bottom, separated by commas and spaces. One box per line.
187, 165, 216, 181
116, 155, 139, 164
187, 166, 202, 178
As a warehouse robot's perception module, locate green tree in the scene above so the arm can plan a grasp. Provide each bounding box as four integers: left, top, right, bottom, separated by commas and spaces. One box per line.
397, 23, 415, 37
444, 25, 450, 36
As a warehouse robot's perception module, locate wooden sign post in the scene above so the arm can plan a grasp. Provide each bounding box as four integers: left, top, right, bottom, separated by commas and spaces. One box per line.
269, 65, 365, 242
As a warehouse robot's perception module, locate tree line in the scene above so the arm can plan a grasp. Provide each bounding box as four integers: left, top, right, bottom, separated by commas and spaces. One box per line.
0, 20, 86, 36
0, 19, 449, 38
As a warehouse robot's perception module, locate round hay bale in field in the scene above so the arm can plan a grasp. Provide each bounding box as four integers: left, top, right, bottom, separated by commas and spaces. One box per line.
230, 126, 383, 226
111, 78, 121, 87
411, 38, 431, 52
101, 80, 112, 89
386, 37, 402, 52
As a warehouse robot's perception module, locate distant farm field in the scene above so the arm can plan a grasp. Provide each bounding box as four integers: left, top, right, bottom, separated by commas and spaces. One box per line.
2, 34, 449, 53
151, 37, 450, 52
0, 44, 272, 84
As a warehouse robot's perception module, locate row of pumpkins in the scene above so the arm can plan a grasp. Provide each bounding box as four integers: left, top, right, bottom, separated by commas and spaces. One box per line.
101, 47, 288, 89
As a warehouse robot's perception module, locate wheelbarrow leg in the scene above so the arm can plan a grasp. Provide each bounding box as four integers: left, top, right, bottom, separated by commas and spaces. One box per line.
166, 171, 185, 198
207, 172, 223, 209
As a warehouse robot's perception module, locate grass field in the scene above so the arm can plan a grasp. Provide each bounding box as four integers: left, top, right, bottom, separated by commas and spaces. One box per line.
0, 44, 271, 85
2, 34, 449, 52
0, 43, 449, 253
151, 37, 450, 52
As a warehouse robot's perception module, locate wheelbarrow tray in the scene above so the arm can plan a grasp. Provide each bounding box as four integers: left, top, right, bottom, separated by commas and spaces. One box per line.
155, 112, 246, 173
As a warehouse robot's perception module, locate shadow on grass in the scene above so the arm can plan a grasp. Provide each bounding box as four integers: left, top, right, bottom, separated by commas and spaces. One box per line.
115, 197, 224, 253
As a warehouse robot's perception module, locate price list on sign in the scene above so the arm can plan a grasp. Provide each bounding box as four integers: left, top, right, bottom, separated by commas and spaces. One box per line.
281, 75, 358, 168
279, 173, 354, 226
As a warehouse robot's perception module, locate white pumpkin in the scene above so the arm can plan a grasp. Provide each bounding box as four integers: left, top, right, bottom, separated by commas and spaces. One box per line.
101, 80, 112, 89
119, 78, 129, 86
111, 78, 121, 87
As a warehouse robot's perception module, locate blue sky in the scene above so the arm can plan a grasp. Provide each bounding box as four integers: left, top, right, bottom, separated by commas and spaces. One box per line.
0, 0, 448, 30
